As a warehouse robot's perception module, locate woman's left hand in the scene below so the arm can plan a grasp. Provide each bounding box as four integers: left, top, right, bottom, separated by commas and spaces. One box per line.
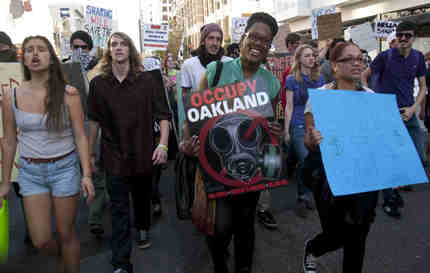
153, 147, 168, 165
81, 177, 95, 205
268, 121, 282, 139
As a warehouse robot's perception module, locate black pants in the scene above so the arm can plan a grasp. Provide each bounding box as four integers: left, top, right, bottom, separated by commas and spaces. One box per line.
307, 208, 371, 273
106, 173, 152, 273
206, 191, 260, 273
152, 165, 162, 204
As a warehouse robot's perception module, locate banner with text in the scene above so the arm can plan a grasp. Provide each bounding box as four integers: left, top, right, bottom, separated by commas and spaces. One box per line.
183, 78, 287, 198
142, 23, 169, 51
311, 6, 336, 40
345, 22, 378, 52
231, 17, 249, 44
375, 20, 400, 38
317, 13, 343, 41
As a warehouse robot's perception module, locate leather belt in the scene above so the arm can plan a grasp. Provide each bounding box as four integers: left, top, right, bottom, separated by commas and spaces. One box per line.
21, 150, 75, 164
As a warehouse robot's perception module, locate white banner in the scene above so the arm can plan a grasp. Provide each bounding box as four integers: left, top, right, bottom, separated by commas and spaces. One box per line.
84, 5, 113, 49
231, 17, 248, 44
375, 20, 400, 38
345, 22, 378, 52
141, 23, 169, 51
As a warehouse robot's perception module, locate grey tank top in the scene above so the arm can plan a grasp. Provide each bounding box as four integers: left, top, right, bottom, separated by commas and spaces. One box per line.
13, 87, 76, 158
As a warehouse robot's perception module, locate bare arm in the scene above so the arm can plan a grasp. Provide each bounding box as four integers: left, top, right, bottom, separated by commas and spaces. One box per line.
88, 119, 99, 171
283, 90, 294, 141
0, 88, 17, 205
415, 76, 427, 110
361, 67, 372, 87
65, 86, 94, 202
152, 119, 169, 165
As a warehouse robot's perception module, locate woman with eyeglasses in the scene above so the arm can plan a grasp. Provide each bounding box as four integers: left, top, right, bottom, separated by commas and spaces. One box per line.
0, 36, 95, 273
284, 44, 324, 218
301, 42, 378, 273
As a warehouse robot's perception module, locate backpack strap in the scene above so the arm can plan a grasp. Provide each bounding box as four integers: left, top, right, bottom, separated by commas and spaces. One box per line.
211, 60, 223, 88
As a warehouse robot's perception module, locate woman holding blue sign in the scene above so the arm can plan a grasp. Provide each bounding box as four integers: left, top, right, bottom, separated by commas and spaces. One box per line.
284, 44, 324, 218
302, 42, 378, 273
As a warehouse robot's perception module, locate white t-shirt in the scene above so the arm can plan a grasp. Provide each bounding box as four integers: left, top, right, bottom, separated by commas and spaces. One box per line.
181, 56, 232, 91
304, 83, 374, 114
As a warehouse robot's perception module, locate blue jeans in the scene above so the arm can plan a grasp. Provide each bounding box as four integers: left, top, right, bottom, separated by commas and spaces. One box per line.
106, 173, 152, 273
290, 125, 312, 199
382, 115, 425, 202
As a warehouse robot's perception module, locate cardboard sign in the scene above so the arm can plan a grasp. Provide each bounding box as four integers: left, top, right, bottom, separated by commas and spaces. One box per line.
84, 5, 113, 48
311, 6, 336, 40
308, 89, 428, 196
317, 13, 343, 41
141, 24, 169, 51
375, 20, 400, 38
184, 78, 287, 199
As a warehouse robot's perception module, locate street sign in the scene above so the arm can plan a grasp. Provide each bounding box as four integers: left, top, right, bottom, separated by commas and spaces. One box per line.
141, 23, 169, 51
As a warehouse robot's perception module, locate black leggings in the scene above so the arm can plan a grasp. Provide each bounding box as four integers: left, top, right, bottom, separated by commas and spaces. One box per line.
307, 209, 371, 273
206, 191, 260, 273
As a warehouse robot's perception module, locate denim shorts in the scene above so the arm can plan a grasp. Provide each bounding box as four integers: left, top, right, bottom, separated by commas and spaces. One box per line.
17, 152, 81, 197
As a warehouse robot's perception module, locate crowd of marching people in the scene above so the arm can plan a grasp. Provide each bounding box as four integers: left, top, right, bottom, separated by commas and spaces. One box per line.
0, 10, 429, 273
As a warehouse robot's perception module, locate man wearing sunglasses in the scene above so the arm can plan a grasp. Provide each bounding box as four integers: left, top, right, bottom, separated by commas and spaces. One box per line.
362, 21, 428, 218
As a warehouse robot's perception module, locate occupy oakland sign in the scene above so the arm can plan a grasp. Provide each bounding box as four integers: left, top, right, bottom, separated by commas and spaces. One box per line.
184, 77, 287, 199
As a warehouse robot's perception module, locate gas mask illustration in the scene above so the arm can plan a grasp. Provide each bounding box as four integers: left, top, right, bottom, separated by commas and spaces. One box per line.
208, 113, 282, 183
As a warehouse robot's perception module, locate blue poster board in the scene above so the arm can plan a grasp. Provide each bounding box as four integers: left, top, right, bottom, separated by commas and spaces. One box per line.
309, 89, 428, 196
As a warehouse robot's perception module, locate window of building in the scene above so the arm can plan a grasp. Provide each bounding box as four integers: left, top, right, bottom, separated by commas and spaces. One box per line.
163, 15, 168, 21
163, 7, 167, 12
163, 0, 167, 3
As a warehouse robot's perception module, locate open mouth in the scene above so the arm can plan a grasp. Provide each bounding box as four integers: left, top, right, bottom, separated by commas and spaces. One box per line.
249, 48, 262, 57
31, 57, 40, 65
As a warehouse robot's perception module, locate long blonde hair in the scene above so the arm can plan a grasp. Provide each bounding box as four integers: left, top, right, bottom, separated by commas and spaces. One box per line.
290, 44, 320, 83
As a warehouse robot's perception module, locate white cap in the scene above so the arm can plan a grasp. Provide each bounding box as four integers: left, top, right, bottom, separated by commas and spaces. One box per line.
387, 31, 397, 44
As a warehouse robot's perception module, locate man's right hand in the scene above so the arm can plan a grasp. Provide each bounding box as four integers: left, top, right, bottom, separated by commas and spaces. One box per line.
181, 135, 200, 157
0, 182, 11, 209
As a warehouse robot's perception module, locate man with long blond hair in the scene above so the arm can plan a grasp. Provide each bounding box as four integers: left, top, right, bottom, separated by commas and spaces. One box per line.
87, 32, 171, 273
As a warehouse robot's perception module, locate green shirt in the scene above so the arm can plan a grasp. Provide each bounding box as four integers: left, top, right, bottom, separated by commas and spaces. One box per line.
206, 58, 280, 100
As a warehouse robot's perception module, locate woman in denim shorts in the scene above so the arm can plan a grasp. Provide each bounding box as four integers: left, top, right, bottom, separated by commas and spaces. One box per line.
0, 35, 95, 273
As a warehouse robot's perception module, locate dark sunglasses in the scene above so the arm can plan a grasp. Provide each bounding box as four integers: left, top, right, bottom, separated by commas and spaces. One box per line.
395, 32, 414, 40
73, 44, 89, 50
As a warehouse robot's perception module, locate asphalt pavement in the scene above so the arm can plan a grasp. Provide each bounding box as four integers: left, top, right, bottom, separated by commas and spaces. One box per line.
1, 162, 430, 273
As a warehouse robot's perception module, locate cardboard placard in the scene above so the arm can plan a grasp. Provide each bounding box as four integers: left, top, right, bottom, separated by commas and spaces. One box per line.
183, 78, 287, 199
317, 13, 343, 41
375, 20, 400, 38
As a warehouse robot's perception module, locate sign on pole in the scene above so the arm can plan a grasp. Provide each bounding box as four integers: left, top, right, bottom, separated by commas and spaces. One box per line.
141, 23, 169, 51
84, 5, 113, 49
375, 20, 400, 38
231, 17, 249, 44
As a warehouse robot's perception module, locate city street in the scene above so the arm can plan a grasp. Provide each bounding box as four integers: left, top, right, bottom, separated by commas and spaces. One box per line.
1, 162, 430, 273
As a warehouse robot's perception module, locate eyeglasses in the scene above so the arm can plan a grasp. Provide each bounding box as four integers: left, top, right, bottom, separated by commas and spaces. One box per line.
396, 32, 414, 40
336, 56, 364, 65
244, 32, 272, 49
73, 45, 89, 50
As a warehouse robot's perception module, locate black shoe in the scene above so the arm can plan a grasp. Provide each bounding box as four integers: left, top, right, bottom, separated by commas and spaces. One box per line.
153, 203, 162, 217
303, 239, 318, 273
235, 267, 251, 273
90, 224, 104, 236
24, 234, 32, 246
295, 199, 308, 218
256, 210, 278, 229
400, 185, 414, 192
137, 230, 151, 249
382, 201, 401, 218
392, 190, 404, 208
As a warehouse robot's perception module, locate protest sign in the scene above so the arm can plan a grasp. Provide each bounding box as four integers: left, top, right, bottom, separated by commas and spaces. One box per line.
311, 6, 336, 40
231, 17, 248, 43
345, 22, 378, 52
183, 78, 287, 199
317, 13, 343, 41
84, 5, 113, 48
375, 20, 400, 38
308, 89, 428, 196
141, 24, 169, 51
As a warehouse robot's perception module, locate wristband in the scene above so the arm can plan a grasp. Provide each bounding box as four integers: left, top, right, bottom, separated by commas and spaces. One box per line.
157, 144, 168, 152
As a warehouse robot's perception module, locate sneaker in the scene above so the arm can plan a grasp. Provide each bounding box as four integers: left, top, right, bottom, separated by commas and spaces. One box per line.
382, 201, 401, 218
295, 199, 308, 218
400, 185, 414, 192
137, 230, 152, 249
113, 269, 129, 273
90, 224, 104, 236
303, 240, 318, 273
256, 210, 278, 229
153, 203, 162, 217
392, 190, 404, 208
